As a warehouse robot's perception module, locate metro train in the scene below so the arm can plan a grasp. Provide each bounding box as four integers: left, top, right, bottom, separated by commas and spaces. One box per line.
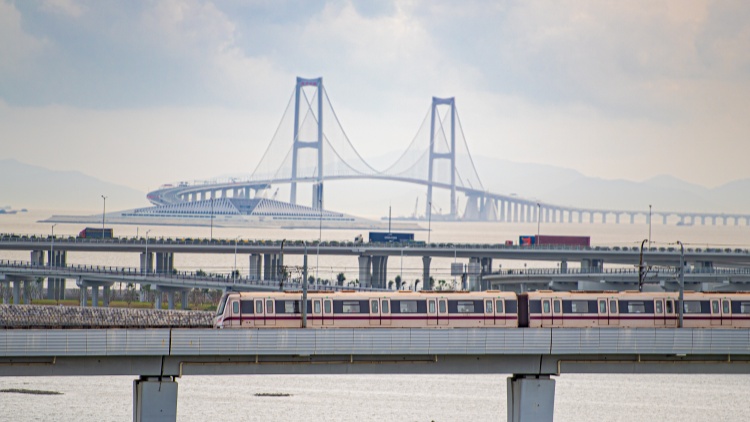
213, 290, 750, 329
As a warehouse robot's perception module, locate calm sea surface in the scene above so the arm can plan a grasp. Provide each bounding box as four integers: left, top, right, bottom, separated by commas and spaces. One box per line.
1, 209, 750, 421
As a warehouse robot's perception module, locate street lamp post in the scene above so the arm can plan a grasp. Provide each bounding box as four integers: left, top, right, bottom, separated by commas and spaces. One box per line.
144, 229, 151, 274
638, 239, 648, 292
648, 205, 652, 248
677, 240, 685, 328
233, 235, 241, 282
101, 195, 107, 233
50, 224, 57, 268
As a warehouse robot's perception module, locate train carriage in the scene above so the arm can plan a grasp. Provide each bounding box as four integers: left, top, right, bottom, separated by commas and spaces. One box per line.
213, 290, 519, 329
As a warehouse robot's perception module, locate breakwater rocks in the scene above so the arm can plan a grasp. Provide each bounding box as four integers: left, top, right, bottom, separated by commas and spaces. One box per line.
0, 305, 213, 328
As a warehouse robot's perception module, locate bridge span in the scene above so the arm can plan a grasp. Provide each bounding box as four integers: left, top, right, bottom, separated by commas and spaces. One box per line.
136, 76, 749, 227
1, 327, 749, 421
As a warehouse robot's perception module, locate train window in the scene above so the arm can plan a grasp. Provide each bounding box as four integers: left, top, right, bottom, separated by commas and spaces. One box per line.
495, 300, 504, 313
283, 301, 296, 313
655, 301, 663, 314
599, 301, 607, 313
439, 300, 446, 313
371, 300, 379, 313
255, 300, 263, 314
741, 302, 750, 314
429, 300, 436, 313
342, 301, 361, 313
570, 300, 589, 313
240, 301, 254, 314
712, 300, 719, 314
399, 301, 419, 313
610, 300, 618, 313
324, 300, 332, 314
684, 301, 702, 314
232, 301, 239, 314
485, 301, 493, 313
216, 295, 228, 316
314, 301, 321, 314
723, 300, 730, 314
628, 302, 646, 313
666, 301, 673, 314
382, 300, 390, 313
266, 300, 274, 313
553, 300, 561, 313
543, 300, 550, 313
457, 301, 475, 313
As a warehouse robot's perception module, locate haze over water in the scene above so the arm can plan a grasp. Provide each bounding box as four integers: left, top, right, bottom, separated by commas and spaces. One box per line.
2, 210, 750, 421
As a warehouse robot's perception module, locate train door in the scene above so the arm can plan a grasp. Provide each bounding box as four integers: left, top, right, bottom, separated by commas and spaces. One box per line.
665, 299, 676, 327
230, 299, 240, 328
609, 298, 619, 326
722, 298, 732, 327
265, 298, 276, 326
438, 298, 448, 326
654, 298, 665, 326
323, 298, 334, 326
427, 299, 437, 326
484, 299, 494, 327
254, 299, 264, 326
494, 299, 506, 327
541, 298, 552, 327
710, 299, 721, 326
381, 299, 391, 326
370, 299, 381, 326
551, 298, 563, 327
311, 299, 322, 327
597, 298, 608, 326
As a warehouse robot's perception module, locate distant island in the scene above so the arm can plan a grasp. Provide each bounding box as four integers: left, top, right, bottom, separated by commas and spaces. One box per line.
0, 206, 27, 215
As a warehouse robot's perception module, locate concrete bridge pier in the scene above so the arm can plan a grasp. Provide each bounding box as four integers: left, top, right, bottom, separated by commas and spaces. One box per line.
371, 256, 388, 289
248, 254, 262, 281
13, 280, 20, 304
140, 252, 154, 274
133, 376, 177, 422
155, 252, 174, 276
507, 374, 555, 422
422, 256, 432, 290
468, 257, 481, 291
155, 286, 189, 310
263, 254, 279, 281
358, 256, 372, 288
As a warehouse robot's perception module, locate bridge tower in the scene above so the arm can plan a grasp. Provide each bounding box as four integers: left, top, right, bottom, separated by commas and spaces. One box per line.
426, 97, 457, 220
290, 77, 324, 209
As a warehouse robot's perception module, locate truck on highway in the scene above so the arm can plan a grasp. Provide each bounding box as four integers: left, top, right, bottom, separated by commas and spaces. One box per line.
519, 235, 590, 247
368, 232, 415, 243
78, 227, 113, 239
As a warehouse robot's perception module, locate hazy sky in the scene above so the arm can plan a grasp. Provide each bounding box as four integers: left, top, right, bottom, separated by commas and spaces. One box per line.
2, 0, 750, 194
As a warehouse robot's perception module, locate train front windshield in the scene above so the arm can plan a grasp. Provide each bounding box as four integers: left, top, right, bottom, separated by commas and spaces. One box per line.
216, 294, 229, 316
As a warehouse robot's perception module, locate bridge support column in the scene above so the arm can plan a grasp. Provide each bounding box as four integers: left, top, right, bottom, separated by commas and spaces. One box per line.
91, 285, 100, 308
358, 256, 372, 288
1, 282, 7, 304
79, 280, 88, 307
507, 375, 555, 422
371, 256, 388, 289
155, 253, 174, 276
103, 285, 110, 307
140, 253, 153, 274
249, 254, 262, 281
422, 256, 432, 290
468, 257, 481, 291
155, 291, 162, 310
560, 260, 568, 274
13, 280, 20, 304
133, 376, 178, 422
481, 257, 492, 290
181, 292, 189, 310
167, 291, 175, 310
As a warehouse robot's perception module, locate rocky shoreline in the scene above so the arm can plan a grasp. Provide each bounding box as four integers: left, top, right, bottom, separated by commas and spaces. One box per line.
0, 304, 213, 328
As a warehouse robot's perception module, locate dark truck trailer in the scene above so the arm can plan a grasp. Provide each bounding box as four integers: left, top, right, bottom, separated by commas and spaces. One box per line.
520, 235, 590, 247
537, 235, 590, 247
368, 232, 414, 243
78, 227, 113, 239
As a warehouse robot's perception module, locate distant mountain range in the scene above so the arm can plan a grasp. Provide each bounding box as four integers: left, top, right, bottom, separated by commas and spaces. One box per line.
2, 157, 747, 216
0, 159, 148, 212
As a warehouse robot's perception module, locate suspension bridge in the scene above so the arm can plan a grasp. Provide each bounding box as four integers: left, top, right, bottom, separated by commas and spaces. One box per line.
139, 77, 749, 227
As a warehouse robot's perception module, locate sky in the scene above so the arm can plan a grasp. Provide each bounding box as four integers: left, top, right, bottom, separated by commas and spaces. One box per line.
2, 0, 750, 197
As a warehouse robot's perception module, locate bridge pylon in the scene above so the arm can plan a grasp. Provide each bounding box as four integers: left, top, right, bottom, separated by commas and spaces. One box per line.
291, 77, 324, 209
426, 97, 457, 220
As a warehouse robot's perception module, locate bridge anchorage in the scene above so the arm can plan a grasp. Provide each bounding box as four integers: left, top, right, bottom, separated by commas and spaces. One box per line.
138, 76, 750, 227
